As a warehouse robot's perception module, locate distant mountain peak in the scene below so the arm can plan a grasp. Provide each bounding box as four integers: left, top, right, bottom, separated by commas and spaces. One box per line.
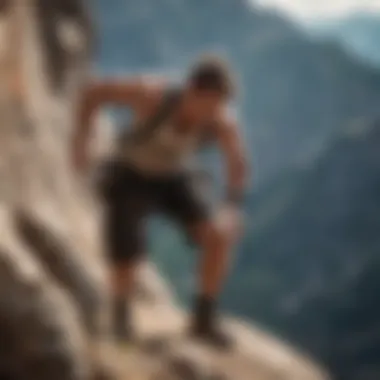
306, 12, 380, 66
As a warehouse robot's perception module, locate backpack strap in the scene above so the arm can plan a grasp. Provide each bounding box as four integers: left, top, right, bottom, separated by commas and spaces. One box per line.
119, 87, 183, 147
199, 122, 217, 148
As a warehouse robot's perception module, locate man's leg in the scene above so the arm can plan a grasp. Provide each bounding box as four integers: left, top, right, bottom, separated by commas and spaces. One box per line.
159, 174, 237, 348
109, 259, 141, 341
104, 196, 148, 342
188, 218, 236, 347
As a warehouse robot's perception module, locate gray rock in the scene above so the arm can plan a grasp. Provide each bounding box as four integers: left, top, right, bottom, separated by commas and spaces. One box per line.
0, 1, 110, 379
15, 210, 103, 335
0, 207, 89, 380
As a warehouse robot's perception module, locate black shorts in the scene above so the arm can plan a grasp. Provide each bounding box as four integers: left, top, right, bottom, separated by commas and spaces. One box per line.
98, 160, 212, 264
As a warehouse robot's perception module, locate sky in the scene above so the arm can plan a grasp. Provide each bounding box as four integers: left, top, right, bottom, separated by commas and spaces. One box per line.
254, 0, 380, 20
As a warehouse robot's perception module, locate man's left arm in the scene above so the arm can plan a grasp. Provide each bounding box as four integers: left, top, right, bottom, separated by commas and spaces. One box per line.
216, 117, 250, 207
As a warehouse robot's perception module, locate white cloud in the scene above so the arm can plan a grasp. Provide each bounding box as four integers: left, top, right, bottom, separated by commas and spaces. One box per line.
254, 0, 380, 20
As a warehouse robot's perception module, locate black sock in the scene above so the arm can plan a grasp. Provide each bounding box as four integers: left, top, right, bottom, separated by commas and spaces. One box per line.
112, 296, 131, 337
192, 295, 234, 348
193, 294, 217, 331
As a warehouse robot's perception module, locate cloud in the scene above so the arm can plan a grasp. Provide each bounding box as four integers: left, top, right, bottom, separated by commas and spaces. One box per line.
254, 0, 380, 19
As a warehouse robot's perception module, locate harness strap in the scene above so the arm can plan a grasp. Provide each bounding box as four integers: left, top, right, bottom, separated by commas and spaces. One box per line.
118, 87, 182, 148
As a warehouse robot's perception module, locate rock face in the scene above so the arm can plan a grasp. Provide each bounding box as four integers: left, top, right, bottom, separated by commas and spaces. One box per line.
0, 1, 330, 380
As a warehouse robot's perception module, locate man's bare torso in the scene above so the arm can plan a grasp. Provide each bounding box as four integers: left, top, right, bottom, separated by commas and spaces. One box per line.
116, 77, 220, 174
128, 77, 216, 136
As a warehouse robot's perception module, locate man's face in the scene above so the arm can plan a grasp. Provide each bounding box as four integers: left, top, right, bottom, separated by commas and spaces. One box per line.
186, 88, 226, 123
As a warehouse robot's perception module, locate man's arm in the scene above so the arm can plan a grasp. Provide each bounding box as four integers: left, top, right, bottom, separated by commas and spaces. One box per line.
71, 77, 145, 173
215, 116, 249, 205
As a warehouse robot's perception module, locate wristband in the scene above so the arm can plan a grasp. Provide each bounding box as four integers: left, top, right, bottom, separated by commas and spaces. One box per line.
226, 190, 244, 206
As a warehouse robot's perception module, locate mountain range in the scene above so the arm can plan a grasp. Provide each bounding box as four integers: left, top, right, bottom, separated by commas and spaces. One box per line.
308, 12, 380, 67
230, 117, 380, 380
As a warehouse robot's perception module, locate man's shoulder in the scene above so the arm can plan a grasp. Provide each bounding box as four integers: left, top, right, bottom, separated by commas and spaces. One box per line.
130, 75, 176, 109
89, 73, 168, 96
214, 106, 239, 130
136, 74, 169, 94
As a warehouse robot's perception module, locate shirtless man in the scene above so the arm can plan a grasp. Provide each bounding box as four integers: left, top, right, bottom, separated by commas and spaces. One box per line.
71, 56, 249, 349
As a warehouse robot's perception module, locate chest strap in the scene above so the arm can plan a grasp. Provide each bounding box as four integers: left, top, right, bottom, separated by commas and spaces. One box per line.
118, 87, 182, 148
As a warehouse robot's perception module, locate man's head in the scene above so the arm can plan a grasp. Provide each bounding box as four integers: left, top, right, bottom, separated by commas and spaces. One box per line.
183, 55, 236, 122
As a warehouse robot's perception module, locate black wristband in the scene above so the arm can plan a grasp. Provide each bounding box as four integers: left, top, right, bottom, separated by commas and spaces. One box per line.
226, 190, 244, 206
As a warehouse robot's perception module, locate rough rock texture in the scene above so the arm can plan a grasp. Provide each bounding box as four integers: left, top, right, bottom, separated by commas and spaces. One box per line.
0, 1, 331, 380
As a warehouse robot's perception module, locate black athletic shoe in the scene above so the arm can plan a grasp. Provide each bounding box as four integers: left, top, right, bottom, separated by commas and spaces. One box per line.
190, 322, 234, 350
190, 295, 235, 350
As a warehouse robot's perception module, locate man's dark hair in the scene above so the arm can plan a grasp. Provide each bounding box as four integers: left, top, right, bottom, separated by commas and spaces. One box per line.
188, 55, 236, 99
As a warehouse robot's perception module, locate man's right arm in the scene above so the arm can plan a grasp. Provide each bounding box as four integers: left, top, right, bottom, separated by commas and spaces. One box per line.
71, 77, 145, 173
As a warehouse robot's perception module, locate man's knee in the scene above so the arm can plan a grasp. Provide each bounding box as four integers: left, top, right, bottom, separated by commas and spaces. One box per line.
191, 220, 229, 249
